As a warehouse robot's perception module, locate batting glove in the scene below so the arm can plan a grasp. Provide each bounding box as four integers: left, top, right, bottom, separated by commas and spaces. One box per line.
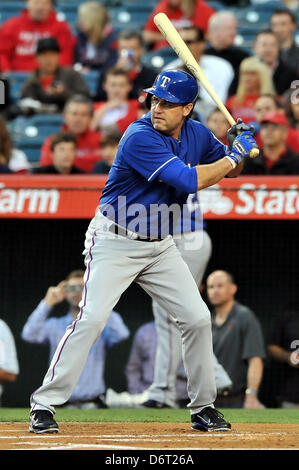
225, 131, 258, 166
227, 118, 255, 149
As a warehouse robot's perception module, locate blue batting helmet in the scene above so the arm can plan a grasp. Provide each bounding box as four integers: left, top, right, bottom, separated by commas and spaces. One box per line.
144, 70, 198, 104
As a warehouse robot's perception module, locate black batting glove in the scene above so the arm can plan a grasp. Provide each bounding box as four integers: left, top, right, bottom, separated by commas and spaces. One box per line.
227, 118, 255, 149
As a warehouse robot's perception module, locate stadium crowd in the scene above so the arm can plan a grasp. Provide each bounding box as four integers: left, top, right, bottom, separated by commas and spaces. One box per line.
0, 0, 298, 175
0, 0, 299, 410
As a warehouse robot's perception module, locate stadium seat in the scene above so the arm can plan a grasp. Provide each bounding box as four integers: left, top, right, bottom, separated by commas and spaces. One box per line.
4, 72, 30, 102
11, 114, 63, 143
16, 139, 43, 164
82, 70, 100, 97
0, 1, 24, 25
142, 47, 178, 71
11, 114, 64, 163
109, 4, 153, 30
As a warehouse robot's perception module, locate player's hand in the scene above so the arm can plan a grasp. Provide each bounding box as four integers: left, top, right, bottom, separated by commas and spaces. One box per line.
227, 118, 255, 149
44, 280, 67, 307
226, 131, 258, 166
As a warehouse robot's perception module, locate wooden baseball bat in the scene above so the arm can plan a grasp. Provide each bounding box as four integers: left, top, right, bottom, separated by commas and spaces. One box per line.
153, 12, 259, 158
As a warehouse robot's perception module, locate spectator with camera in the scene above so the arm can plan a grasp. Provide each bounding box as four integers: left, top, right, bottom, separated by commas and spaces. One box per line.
95, 30, 157, 102
21, 269, 130, 409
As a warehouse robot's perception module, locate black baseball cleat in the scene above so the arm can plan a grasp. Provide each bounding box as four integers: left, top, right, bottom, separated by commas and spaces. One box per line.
29, 410, 59, 434
191, 406, 231, 432
142, 399, 171, 409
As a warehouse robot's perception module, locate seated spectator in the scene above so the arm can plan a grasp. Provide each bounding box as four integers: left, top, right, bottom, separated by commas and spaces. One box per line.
253, 30, 298, 97
252, 94, 299, 154
39, 95, 102, 173
74, 1, 118, 72
226, 57, 276, 124
267, 303, 299, 409
32, 131, 84, 174
21, 269, 129, 408
207, 270, 265, 409
0, 0, 75, 72
243, 111, 299, 175
0, 116, 30, 173
206, 108, 230, 145
285, 89, 299, 130
163, 27, 234, 122
0, 317, 19, 405
270, 8, 299, 75
92, 131, 122, 174
92, 68, 139, 134
20, 38, 90, 114
204, 10, 250, 96
95, 30, 157, 102
143, 0, 215, 51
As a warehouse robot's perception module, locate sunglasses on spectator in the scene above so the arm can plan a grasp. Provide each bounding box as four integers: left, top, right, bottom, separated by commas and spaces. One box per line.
65, 284, 84, 293
261, 123, 282, 129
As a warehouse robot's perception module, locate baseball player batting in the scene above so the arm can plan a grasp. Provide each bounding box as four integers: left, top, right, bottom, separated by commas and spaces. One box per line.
29, 70, 257, 433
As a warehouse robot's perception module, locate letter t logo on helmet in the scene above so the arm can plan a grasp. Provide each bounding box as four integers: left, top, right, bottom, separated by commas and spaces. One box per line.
160, 76, 171, 88
144, 70, 198, 104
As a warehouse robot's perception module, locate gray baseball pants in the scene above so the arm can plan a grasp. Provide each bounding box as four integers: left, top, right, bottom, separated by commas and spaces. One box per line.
30, 211, 217, 415
147, 230, 232, 407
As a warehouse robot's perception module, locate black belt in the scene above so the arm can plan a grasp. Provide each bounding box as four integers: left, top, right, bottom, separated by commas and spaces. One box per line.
109, 222, 162, 242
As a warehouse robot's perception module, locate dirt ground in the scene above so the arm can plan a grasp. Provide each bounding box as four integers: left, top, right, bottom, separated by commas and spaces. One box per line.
0, 422, 298, 450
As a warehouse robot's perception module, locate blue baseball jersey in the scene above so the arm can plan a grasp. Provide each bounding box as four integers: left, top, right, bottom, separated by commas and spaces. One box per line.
100, 112, 226, 238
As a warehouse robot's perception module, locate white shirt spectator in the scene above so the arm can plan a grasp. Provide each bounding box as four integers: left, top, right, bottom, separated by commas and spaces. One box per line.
0, 319, 19, 400
164, 55, 234, 123
8, 149, 31, 173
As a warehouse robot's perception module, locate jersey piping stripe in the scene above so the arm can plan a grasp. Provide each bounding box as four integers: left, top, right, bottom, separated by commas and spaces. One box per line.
49, 229, 97, 383
147, 156, 177, 182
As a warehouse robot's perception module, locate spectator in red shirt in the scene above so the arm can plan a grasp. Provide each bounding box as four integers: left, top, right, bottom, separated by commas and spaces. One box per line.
143, 0, 215, 50
39, 94, 102, 173
226, 56, 276, 124
92, 131, 122, 175
0, 0, 75, 72
250, 94, 299, 154
92, 68, 139, 134
242, 111, 299, 175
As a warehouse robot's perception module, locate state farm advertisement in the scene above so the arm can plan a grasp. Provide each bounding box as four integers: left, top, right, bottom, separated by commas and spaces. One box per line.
1, 175, 299, 219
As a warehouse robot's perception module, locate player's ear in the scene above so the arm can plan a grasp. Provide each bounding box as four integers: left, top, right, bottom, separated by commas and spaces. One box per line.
183, 103, 193, 118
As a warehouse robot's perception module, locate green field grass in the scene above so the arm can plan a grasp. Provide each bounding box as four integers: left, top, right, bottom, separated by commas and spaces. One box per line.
0, 408, 299, 424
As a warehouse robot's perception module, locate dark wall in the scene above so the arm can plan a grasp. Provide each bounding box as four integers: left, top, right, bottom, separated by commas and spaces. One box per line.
1, 218, 298, 407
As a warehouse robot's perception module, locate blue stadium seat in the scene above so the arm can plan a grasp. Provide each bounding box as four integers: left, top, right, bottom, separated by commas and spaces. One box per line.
11, 114, 63, 143
4, 72, 30, 102
142, 47, 178, 71
82, 70, 100, 97
16, 140, 43, 164
11, 114, 64, 163
109, 4, 153, 30
0, 1, 24, 25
